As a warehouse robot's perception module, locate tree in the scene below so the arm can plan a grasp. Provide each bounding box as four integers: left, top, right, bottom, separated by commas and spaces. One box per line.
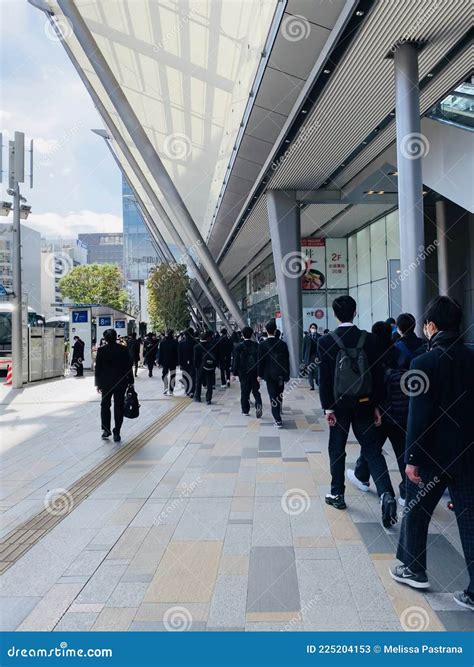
147, 263, 190, 332
59, 264, 129, 311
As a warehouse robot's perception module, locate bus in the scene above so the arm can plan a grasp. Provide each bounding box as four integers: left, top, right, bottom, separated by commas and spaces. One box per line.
0, 303, 45, 372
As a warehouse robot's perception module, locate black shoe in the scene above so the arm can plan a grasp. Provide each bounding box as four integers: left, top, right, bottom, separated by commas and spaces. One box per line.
113, 429, 121, 443
381, 492, 398, 528
148, 372, 152, 378
226, 380, 230, 387
206, 400, 212, 405
101, 429, 111, 439
194, 398, 201, 403
325, 493, 346, 510
453, 590, 474, 611
389, 564, 430, 589
256, 404, 263, 419
309, 386, 315, 391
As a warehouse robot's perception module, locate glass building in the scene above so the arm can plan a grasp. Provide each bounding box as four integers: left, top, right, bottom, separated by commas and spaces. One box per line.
122, 177, 159, 282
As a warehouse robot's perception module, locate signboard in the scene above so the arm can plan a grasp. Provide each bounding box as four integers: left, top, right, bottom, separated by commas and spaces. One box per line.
303, 307, 326, 333
325, 238, 348, 289
301, 239, 325, 290
98, 316, 112, 327
114, 319, 126, 330
72, 310, 88, 323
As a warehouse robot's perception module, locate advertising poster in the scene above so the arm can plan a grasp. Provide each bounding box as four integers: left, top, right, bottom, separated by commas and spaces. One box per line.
301, 238, 325, 290
325, 238, 348, 288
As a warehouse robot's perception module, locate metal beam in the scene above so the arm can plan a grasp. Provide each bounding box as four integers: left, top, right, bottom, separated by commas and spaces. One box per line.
56, 0, 245, 329
296, 190, 399, 205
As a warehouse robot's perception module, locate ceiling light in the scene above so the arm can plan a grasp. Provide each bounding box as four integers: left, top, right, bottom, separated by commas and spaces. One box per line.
427, 72, 434, 78
377, 190, 385, 195
355, 10, 364, 16
388, 170, 398, 176
323, 69, 331, 74
362, 140, 367, 145
366, 190, 375, 195
301, 109, 308, 114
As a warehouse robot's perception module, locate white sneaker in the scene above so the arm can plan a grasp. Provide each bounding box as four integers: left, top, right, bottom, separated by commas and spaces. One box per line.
346, 468, 370, 492
221, 384, 226, 389
398, 497, 406, 507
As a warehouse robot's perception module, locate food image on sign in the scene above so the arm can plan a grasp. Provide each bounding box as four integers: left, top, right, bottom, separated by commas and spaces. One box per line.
302, 266, 325, 290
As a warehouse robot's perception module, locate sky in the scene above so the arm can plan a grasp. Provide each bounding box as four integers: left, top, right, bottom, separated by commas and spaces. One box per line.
0, 0, 122, 238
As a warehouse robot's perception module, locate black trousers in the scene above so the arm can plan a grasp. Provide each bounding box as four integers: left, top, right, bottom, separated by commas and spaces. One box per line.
220, 362, 231, 385
307, 360, 318, 388
145, 359, 155, 376
240, 374, 262, 414
162, 365, 176, 393
72, 358, 83, 376
180, 362, 195, 395
396, 464, 474, 594
266, 379, 284, 422
328, 406, 395, 497
100, 385, 126, 433
194, 369, 213, 403
354, 421, 407, 498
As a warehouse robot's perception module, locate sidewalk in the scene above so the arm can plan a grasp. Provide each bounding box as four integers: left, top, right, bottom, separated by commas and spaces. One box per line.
0, 373, 470, 632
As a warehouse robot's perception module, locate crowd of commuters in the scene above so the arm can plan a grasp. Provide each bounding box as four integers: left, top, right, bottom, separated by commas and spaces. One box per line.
90, 294, 473, 611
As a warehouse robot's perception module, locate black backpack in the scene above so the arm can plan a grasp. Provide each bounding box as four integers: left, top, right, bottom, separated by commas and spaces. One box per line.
124, 384, 140, 419
331, 331, 372, 402
201, 347, 217, 372
240, 342, 258, 375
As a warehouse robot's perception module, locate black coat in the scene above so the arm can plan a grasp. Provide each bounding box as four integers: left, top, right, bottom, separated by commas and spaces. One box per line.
127, 338, 140, 362
143, 337, 158, 362
232, 339, 259, 377
394, 332, 426, 368
194, 339, 219, 371
218, 335, 233, 364
158, 336, 179, 368
317, 325, 384, 411
72, 339, 84, 362
179, 335, 196, 367
95, 341, 133, 391
302, 332, 320, 365
405, 332, 474, 471
257, 337, 290, 383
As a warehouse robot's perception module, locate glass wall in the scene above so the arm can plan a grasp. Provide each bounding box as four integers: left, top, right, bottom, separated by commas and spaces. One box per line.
347, 209, 400, 329
122, 178, 159, 282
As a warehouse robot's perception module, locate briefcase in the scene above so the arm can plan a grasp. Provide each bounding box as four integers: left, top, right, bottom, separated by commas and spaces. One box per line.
124, 384, 140, 419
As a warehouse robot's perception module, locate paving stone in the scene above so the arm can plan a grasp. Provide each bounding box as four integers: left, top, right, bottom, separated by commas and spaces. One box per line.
435, 611, 473, 631
92, 607, 137, 631
208, 575, 248, 628
54, 612, 99, 632
18, 583, 83, 631
355, 522, 399, 553
173, 498, 231, 540
76, 562, 128, 605
106, 582, 149, 608
258, 437, 281, 453
0, 596, 41, 631
223, 524, 252, 556
64, 550, 108, 577
247, 546, 300, 613
253, 499, 292, 546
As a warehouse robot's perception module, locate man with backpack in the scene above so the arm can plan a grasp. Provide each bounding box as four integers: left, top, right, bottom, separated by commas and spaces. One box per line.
178, 328, 197, 397
390, 297, 474, 610
158, 330, 179, 395
232, 326, 263, 418
317, 295, 397, 527
257, 320, 290, 428
193, 330, 218, 404
218, 327, 233, 388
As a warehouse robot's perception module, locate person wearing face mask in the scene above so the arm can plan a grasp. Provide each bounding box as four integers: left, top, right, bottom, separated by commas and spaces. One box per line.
302, 323, 320, 390
390, 296, 474, 611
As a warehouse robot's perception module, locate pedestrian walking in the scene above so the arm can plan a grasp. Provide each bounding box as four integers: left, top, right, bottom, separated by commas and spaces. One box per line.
178, 328, 196, 397
143, 332, 158, 377
94, 328, 134, 443
317, 295, 398, 527
218, 327, 233, 388
302, 322, 320, 390
232, 326, 262, 418
71, 335, 84, 377
390, 297, 474, 610
158, 330, 179, 395
127, 332, 140, 377
257, 319, 290, 428
194, 330, 219, 404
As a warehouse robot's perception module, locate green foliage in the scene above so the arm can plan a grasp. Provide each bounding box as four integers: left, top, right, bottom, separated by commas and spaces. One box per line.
58, 264, 129, 311
147, 263, 190, 332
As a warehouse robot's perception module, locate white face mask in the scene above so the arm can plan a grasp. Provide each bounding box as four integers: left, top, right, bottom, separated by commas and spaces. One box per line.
310, 328, 317, 334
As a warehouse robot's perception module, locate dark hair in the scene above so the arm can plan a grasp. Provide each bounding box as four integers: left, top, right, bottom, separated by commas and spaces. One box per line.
204, 329, 214, 341
323, 329, 329, 334
242, 326, 253, 339
131, 332, 137, 339
220, 327, 227, 335
372, 321, 392, 350
103, 328, 117, 343
265, 319, 277, 335
275, 329, 281, 339
386, 317, 396, 325
167, 329, 174, 338
396, 313, 416, 335
424, 296, 462, 332
309, 323, 318, 330
332, 295, 356, 322
73, 335, 79, 341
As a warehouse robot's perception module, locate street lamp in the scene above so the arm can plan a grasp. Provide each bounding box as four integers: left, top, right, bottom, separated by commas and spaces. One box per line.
0, 202, 12, 216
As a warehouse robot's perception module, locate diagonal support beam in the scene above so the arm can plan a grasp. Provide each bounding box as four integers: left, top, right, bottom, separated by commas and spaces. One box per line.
56, 0, 245, 329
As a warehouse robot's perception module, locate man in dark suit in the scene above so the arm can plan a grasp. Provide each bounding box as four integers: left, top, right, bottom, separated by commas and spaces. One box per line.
194, 330, 219, 404
232, 326, 262, 418
390, 297, 474, 610
302, 323, 320, 389
95, 328, 134, 442
257, 319, 290, 427
127, 332, 140, 377
178, 328, 197, 397
218, 328, 233, 388
158, 330, 179, 395
317, 295, 397, 527
71, 335, 85, 377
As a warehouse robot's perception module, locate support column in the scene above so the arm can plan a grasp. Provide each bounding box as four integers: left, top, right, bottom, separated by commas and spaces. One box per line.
435, 199, 450, 296
266, 190, 302, 377
394, 42, 426, 327
57, 0, 245, 329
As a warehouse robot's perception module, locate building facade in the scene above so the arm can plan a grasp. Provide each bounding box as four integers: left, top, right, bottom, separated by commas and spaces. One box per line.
0, 222, 41, 314
78, 233, 123, 266
40, 238, 88, 320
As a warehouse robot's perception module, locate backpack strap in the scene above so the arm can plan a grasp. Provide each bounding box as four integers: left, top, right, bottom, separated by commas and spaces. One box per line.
329, 331, 345, 350
330, 330, 366, 350
356, 331, 366, 350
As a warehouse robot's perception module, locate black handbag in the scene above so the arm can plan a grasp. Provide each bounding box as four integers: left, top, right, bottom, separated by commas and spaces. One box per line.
124, 384, 140, 419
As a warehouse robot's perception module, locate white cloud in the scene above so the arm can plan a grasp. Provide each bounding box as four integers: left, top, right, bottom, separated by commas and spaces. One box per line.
26, 210, 123, 239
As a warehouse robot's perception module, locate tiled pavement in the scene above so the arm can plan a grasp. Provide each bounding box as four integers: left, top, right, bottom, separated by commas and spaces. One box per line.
0, 372, 471, 632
